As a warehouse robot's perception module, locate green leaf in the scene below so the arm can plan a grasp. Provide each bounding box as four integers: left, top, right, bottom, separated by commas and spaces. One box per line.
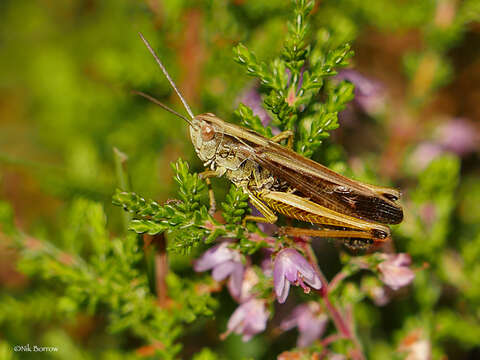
222, 185, 249, 225
128, 219, 168, 235
235, 103, 273, 137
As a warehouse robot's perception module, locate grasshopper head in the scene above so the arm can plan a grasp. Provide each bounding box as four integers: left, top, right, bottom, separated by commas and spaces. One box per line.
190, 113, 223, 164
190, 113, 247, 172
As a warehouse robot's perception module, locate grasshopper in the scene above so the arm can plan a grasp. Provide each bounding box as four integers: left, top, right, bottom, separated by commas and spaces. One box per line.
136, 33, 403, 250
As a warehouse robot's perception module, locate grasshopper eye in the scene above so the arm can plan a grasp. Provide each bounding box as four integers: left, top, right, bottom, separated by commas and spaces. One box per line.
201, 124, 215, 141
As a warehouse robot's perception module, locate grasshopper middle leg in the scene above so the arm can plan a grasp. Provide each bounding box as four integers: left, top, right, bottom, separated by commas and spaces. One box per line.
270, 130, 294, 149
242, 188, 278, 227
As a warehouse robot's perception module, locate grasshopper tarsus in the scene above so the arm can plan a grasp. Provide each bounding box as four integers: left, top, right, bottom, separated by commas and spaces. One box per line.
343, 238, 377, 252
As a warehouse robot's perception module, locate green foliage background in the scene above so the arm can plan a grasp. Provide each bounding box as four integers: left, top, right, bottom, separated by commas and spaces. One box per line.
0, 0, 479, 359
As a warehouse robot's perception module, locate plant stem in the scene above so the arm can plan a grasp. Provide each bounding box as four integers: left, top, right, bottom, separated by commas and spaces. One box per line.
153, 234, 168, 306
302, 243, 365, 359
328, 271, 348, 293
322, 292, 352, 338
113, 147, 131, 231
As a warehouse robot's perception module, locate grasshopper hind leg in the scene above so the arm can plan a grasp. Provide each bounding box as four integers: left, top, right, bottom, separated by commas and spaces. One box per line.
279, 226, 390, 252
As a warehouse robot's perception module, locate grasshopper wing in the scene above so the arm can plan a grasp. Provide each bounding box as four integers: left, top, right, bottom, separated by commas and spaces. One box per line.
250, 141, 403, 225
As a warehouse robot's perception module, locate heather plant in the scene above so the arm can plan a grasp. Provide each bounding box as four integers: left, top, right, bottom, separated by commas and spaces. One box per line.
0, 0, 479, 359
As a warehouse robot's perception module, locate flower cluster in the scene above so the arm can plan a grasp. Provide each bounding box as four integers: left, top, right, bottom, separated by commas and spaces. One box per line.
194, 241, 269, 340
194, 235, 417, 345
194, 242, 325, 341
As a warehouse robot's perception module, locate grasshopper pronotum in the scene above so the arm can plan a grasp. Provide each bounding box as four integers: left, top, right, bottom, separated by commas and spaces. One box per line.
137, 33, 403, 250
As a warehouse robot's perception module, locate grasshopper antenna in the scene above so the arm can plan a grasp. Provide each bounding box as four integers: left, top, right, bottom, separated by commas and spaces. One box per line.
132, 90, 193, 126
138, 32, 195, 120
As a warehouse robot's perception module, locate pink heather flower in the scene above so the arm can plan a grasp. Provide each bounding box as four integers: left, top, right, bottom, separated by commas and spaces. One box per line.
378, 253, 415, 291
410, 119, 477, 172
420, 203, 436, 227
370, 285, 390, 306
273, 248, 322, 304
225, 299, 269, 341
194, 242, 244, 299
361, 278, 390, 306
280, 302, 328, 347
410, 142, 444, 171
436, 118, 478, 156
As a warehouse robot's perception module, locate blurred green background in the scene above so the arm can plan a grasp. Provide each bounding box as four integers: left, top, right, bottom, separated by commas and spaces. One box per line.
1, 0, 480, 359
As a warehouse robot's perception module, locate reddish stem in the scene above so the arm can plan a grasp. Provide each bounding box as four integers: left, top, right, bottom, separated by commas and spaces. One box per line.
302, 243, 365, 360
322, 293, 352, 338
320, 333, 343, 347
328, 271, 348, 293
302, 244, 351, 336
148, 234, 169, 307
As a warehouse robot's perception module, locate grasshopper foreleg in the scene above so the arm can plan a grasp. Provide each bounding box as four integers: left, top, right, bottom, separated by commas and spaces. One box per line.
199, 170, 222, 216
270, 130, 294, 149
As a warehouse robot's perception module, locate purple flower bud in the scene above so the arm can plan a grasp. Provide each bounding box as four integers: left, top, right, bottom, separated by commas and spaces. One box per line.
378, 253, 415, 291
280, 302, 328, 347
238, 87, 272, 126
194, 242, 244, 299
234, 267, 259, 303
225, 299, 269, 341
337, 69, 386, 115
273, 248, 322, 304
409, 119, 477, 172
